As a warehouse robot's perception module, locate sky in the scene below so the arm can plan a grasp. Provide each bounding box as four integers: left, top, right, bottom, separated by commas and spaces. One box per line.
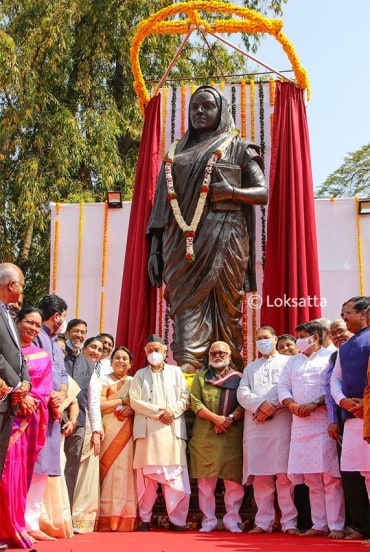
255, 0, 370, 189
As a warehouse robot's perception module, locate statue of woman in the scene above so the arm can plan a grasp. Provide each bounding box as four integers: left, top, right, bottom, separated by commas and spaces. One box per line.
147, 86, 267, 372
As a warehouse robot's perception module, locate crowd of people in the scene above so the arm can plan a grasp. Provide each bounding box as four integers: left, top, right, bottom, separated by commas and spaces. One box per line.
0, 261, 369, 549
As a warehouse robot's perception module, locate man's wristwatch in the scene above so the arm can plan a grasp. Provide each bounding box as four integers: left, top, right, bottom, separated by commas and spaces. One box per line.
312, 398, 321, 406
227, 413, 235, 422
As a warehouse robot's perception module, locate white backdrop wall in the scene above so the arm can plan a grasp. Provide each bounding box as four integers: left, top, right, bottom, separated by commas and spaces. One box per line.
50, 198, 369, 342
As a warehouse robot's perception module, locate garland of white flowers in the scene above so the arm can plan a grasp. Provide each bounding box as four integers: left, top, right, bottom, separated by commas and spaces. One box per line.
165, 129, 238, 261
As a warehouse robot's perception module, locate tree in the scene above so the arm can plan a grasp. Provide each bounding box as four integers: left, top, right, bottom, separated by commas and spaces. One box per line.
315, 143, 370, 198
0, 0, 288, 303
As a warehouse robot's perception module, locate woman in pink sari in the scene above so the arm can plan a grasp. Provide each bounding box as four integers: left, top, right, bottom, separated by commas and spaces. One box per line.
0, 306, 52, 549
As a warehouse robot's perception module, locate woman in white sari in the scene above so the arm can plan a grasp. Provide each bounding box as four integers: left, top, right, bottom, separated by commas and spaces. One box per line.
98, 346, 137, 531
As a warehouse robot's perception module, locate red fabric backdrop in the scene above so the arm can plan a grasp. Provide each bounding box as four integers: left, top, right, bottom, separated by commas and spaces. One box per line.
261, 82, 322, 334
116, 95, 160, 371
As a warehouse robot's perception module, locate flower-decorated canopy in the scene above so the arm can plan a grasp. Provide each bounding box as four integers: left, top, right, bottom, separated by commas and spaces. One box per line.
130, 0, 310, 113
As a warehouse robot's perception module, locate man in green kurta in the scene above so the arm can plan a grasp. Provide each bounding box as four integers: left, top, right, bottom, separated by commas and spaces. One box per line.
189, 341, 244, 533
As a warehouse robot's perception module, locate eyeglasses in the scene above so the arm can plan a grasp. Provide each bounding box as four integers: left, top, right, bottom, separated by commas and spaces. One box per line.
330, 328, 346, 337
342, 309, 358, 317
23, 319, 42, 329
330, 328, 345, 337
209, 350, 229, 358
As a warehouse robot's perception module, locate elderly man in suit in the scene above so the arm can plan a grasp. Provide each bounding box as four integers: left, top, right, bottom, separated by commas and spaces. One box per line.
0, 262, 32, 551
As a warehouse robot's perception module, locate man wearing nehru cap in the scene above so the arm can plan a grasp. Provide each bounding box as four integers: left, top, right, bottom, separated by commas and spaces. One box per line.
130, 334, 191, 531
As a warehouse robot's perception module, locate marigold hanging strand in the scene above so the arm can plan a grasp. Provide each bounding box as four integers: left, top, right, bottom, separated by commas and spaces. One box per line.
75, 202, 84, 318
161, 87, 168, 159
250, 79, 255, 142
355, 196, 365, 294
240, 80, 247, 138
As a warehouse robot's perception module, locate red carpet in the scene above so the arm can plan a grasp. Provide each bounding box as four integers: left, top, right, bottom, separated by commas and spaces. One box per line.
18, 531, 369, 552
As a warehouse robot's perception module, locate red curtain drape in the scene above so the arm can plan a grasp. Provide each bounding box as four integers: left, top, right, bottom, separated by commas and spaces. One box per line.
116, 95, 161, 371
261, 82, 321, 334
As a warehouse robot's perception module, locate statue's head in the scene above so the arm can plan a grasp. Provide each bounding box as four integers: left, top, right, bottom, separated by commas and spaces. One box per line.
188, 85, 234, 137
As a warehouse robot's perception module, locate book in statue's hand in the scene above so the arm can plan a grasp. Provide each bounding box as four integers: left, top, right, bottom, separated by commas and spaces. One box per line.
211, 163, 241, 212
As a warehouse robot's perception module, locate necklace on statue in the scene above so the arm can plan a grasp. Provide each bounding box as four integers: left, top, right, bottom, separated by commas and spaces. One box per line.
165, 129, 238, 262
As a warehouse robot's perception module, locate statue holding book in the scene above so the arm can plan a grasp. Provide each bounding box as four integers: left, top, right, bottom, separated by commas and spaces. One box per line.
147, 86, 268, 372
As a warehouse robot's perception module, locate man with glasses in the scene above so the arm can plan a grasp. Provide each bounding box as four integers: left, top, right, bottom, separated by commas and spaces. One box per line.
189, 341, 244, 533
63, 319, 102, 510
0, 263, 31, 551
331, 296, 370, 541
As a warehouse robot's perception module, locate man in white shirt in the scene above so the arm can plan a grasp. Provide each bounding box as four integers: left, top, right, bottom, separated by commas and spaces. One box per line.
278, 321, 345, 539
130, 334, 191, 532
237, 326, 298, 535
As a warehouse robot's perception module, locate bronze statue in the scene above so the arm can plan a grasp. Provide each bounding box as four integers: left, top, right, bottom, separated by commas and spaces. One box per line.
147, 86, 267, 372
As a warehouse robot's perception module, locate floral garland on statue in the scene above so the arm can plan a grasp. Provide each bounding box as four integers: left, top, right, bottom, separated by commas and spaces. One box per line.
165, 129, 239, 261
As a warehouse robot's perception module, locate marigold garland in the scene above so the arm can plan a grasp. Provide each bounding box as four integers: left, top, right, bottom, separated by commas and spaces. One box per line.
130, 1, 310, 114
99, 292, 105, 333
52, 219, 59, 293
165, 129, 238, 261
75, 202, 84, 318
240, 80, 247, 138
355, 197, 365, 294
242, 293, 248, 365
180, 84, 187, 136
101, 202, 109, 288
269, 77, 276, 106
252, 291, 258, 359
250, 79, 255, 142
164, 301, 170, 346
161, 87, 169, 159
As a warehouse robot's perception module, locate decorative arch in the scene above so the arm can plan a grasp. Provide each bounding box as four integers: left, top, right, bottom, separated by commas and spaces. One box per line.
130, 1, 310, 113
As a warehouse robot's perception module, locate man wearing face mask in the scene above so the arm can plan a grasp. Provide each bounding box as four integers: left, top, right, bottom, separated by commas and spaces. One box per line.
189, 341, 244, 533
237, 326, 298, 535
129, 335, 191, 532
278, 321, 345, 539
24, 294, 69, 541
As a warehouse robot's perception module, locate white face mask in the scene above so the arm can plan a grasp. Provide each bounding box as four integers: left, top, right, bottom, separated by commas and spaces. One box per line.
56, 318, 68, 335
256, 338, 274, 355
147, 351, 164, 367
296, 336, 314, 353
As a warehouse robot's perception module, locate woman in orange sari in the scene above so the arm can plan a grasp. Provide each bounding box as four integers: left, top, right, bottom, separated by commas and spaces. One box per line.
98, 346, 137, 531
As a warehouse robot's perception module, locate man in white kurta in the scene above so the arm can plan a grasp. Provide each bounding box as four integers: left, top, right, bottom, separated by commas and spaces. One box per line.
237, 326, 298, 535
278, 321, 345, 539
130, 335, 190, 531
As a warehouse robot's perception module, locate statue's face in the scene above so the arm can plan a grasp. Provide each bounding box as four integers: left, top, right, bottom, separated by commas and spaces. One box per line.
189, 91, 220, 132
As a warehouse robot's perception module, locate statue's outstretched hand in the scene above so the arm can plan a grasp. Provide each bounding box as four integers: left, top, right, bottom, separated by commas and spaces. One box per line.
211, 168, 234, 202
148, 253, 163, 287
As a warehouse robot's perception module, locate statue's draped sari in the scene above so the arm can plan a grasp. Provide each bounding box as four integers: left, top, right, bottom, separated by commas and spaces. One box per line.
148, 89, 264, 370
